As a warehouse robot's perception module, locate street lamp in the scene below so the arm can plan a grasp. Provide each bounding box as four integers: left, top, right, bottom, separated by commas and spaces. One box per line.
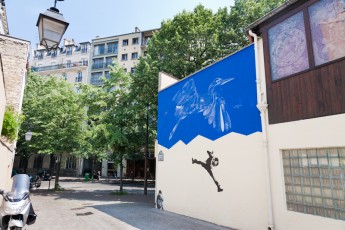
25, 130, 32, 141
36, 0, 69, 50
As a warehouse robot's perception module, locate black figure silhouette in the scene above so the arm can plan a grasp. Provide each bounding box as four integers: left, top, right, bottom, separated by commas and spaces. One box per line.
192, 150, 223, 192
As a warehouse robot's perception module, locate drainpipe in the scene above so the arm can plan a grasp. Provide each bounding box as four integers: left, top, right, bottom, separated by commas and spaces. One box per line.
248, 30, 274, 230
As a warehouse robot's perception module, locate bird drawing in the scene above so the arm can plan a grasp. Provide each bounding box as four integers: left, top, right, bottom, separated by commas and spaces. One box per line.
169, 77, 234, 140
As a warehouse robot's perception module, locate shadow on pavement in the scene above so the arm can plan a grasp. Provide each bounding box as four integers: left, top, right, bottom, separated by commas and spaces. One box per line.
91, 202, 232, 230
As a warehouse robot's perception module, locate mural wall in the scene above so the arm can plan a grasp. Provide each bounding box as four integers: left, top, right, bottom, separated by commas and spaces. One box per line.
156, 45, 269, 229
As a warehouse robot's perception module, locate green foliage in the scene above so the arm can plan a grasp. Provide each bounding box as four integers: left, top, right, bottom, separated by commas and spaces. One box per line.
19, 71, 86, 189
128, 1, 285, 153
1, 106, 23, 142
21, 72, 86, 155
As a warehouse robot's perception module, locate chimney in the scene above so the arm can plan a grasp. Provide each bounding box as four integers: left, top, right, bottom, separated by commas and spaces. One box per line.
135, 27, 140, 32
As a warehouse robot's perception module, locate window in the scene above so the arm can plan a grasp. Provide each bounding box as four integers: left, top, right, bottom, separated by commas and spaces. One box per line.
144, 36, 152, 46
94, 44, 105, 55
81, 58, 88, 66
123, 68, 127, 72
66, 60, 71, 68
51, 49, 57, 58
62, 73, 67, 81
131, 52, 138, 60
282, 148, 345, 221
76, 72, 82, 82
122, 54, 128, 61
106, 56, 116, 67
122, 39, 128, 46
268, 11, 309, 80
131, 67, 135, 74
33, 155, 43, 169
66, 46, 73, 55
105, 71, 110, 79
65, 156, 76, 169
91, 72, 103, 85
81, 44, 88, 53
267, 0, 345, 81
37, 51, 44, 60
107, 42, 118, 54
308, 0, 345, 66
132, 37, 139, 44
92, 58, 104, 69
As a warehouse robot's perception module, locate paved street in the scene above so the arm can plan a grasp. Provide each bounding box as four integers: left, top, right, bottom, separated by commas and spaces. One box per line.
26, 178, 232, 230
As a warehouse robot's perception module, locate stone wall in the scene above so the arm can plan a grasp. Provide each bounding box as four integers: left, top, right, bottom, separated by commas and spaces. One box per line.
0, 35, 29, 191
0, 35, 29, 111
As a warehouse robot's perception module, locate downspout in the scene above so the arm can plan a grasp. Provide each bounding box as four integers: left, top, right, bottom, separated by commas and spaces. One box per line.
249, 30, 274, 230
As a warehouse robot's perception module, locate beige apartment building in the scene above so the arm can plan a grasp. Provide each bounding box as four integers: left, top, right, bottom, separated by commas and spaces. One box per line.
90, 27, 157, 86
30, 39, 91, 86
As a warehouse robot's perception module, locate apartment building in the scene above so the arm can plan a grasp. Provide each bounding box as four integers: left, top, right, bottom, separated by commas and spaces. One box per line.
30, 39, 91, 87
89, 27, 157, 86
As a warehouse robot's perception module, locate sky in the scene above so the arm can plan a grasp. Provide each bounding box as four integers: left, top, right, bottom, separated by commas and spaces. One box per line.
6, 0, 234, 48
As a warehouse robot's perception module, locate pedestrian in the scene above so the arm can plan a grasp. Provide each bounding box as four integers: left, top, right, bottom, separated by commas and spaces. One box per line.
114, 170, 117, 179
156, 190, 164, 210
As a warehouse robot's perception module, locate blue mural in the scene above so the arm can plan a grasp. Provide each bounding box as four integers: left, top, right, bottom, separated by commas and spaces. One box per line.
158, 45, 261, 149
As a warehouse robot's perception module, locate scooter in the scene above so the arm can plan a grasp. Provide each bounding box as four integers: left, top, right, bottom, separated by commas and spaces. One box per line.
0, 174, 37, 230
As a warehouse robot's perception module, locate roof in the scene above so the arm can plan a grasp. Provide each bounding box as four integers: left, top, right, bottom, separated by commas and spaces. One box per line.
246, 0, 302, 34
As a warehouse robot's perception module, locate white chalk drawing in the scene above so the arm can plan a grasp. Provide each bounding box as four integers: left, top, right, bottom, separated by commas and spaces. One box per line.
169, 77, 234, 140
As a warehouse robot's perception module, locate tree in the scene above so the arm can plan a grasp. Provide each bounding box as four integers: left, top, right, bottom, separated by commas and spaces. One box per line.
20, 72, 86, 190
129, 1, 286, 148
98, 62, 141, 192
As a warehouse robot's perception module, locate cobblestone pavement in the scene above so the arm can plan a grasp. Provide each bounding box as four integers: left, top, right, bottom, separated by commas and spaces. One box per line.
25, 177, 232, 230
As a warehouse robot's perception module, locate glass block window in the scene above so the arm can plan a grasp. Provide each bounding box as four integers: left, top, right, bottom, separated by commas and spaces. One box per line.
268, 11, 309, 80
282, 148, 345, 220
308, 0, 345, 66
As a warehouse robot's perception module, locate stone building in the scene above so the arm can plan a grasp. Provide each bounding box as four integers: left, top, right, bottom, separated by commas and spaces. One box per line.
0, 0, 30, 190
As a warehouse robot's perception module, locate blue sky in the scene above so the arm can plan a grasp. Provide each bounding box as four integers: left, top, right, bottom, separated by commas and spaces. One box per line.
6, 0, 234, 47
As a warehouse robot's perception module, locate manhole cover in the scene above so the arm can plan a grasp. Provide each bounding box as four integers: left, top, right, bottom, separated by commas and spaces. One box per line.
76, 212, 93, 216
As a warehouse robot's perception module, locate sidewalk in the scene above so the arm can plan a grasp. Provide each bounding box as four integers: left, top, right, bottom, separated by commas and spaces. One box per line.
27, 178, 232, 230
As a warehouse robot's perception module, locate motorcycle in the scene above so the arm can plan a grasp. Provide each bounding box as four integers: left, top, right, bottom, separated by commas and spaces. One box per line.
0, 174, 37, 230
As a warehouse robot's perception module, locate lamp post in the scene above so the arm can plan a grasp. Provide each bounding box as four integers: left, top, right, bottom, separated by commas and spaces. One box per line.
25, 130, 32, 142
36, 0, 69, 50
24, 131, 32, 174
144, 110, 149, 195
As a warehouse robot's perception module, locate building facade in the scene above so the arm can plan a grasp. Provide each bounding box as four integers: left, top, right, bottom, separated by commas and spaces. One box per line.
247, 0, 345, 229
156, 0, 345, 229
89, 28, 158, 177
0, 0, 30, 191
30, 39, 91, 86
89, 27, 156, 86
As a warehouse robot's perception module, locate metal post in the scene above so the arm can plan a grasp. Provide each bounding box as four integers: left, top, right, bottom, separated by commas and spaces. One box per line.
144, 110, 149, 195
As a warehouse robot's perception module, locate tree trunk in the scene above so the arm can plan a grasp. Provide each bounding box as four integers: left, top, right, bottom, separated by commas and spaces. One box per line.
119, 152, 123, 192
54, 154, 61, 190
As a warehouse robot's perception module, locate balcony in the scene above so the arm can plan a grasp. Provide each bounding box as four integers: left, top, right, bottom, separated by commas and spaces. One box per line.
92, 62, 112, 70
31, 61, 88, 72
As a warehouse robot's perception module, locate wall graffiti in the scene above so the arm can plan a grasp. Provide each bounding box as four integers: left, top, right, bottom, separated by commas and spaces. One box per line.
192, 150, 223, 192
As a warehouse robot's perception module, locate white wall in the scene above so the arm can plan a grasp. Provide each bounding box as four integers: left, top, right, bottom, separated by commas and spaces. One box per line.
156, 132, 268, 230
